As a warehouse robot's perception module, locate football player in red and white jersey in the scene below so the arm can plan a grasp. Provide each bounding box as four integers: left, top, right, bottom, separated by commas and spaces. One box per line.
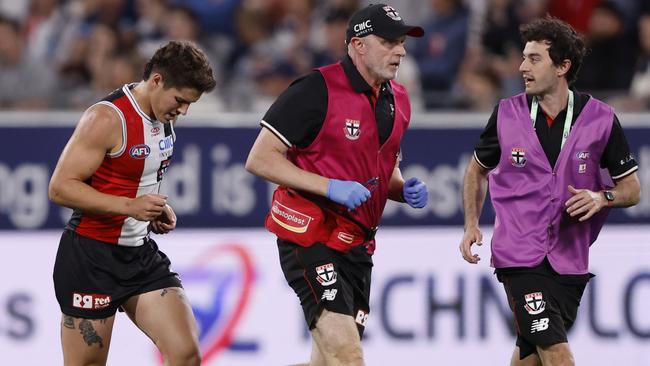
49, 40, 216, 366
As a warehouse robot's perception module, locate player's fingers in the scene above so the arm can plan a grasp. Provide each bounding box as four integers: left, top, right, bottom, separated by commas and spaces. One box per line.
565, 194, 581, 207
152, 221, 163, 234
579, 207, 598, 222
564, 196, 580, 207
460, 241, 475, 263
568, 203, 590, 217
165, 206, 177, 222
149, 204, 165, 212
146, 195, 167, 206
566, 196, 588, 214
148, 193, 168, 200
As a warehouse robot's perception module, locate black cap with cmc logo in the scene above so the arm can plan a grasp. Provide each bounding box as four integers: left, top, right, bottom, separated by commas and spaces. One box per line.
345, 4, 424, 44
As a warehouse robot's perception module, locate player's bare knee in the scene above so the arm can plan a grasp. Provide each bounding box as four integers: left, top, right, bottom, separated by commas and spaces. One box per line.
332, 343, 363, 365
318, 337, 363, 364
160, 340, 201, 366
318, 341, 363, 365
538, 344, 574, 366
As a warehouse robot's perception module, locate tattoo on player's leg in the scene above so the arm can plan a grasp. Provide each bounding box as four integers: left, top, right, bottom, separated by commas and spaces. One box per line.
165, 288, 188, 303
178, 291, 188, 302
161, 288, 168, 297
63, 316, 75, 329
79, 319, 104, 348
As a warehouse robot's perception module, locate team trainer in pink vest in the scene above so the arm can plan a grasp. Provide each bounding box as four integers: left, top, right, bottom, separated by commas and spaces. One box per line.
246, 4, 427, 365
460, 17, 640, 366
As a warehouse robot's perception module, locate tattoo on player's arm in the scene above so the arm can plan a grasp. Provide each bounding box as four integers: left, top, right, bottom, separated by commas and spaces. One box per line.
161, 288, 168, 297
79, 319, 104, 348
63, 316, 75, 329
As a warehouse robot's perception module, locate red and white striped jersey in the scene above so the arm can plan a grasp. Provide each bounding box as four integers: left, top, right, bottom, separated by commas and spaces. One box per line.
67, 84, 175, 246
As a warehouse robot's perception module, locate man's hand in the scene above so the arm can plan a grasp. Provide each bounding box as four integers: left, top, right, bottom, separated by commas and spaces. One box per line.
460, 226, 483, 264
565, 185, 606, 222
149, 204, 177, 234
403, 177, 428, 208
327, 179, 371, 210
127, 193, 167, 221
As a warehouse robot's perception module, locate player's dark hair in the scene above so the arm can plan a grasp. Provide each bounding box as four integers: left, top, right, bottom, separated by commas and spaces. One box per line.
520, 16, 586, 85
143, 40, 216, 92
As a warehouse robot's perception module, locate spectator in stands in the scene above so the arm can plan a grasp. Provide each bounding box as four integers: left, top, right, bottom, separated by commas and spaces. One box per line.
228, 0, 317, 110
548, 0, 601, 34
411, 0, 470, 109
0, 13, 57, 109
480, 0, 524, 99
23, 0, 66, 63
575, 1, 638, 94
133, 0, 166, 48
58, 23, 126, 108
626, 6, 650, 107
610, 11, 650, 111
311, 8, 350, 67
454, 65, 501, 111
177, 0, 241, 36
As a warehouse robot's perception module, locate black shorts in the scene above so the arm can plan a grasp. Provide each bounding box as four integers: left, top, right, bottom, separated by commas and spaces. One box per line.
497, 269, 588, 360
53, 229, 182, 319
277, 239, 373, 338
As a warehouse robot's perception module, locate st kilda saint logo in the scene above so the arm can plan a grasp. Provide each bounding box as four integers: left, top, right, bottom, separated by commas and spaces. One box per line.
382, 5, 402, 21
315, 263, 338, 286
344, 119, 361, 140
511, 147, 527, 168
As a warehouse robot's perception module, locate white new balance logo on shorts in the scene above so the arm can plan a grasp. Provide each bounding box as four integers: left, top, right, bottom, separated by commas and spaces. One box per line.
321, 289, 338, 301
531, 318, 549, 333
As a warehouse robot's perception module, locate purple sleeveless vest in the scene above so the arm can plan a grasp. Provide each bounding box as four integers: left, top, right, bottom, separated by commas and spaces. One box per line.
287, 62, 411, 229
489, 93, 614, 274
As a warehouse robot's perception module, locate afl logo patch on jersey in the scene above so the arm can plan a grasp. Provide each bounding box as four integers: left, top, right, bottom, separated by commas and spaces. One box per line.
130, 144, 151, 159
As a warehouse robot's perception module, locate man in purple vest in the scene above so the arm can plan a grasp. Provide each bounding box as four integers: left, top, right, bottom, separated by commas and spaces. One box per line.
460, 17, 641, 366
246, 4, 427, 365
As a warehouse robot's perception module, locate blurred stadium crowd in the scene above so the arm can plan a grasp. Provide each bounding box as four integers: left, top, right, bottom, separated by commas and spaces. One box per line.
1, 0, 650, 113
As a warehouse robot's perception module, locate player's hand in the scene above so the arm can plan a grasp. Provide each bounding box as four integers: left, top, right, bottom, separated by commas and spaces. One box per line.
460, 226, 483, 264
403, 177, 428, 208
149, 204, 177, 234
565, 185, 606, 222
127, 193, 167, 221
327, 179, 371, 210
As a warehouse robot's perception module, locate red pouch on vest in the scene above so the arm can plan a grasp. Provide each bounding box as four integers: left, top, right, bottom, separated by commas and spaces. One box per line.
265, 187, 368, 252
265, 187, 330, 247
326, 213, 367, 252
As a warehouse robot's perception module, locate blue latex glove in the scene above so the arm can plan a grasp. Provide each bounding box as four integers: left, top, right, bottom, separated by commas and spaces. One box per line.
327, 179, 371, 210
403, 177, 428, 208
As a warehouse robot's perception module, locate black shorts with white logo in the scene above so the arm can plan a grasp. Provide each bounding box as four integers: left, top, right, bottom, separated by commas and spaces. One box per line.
53, 229, 182, 319
497, 260, 589, 360
277, 239, 373, 338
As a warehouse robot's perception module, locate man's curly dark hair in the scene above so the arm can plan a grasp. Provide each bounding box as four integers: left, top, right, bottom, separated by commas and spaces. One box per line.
520, 16, 586, 85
